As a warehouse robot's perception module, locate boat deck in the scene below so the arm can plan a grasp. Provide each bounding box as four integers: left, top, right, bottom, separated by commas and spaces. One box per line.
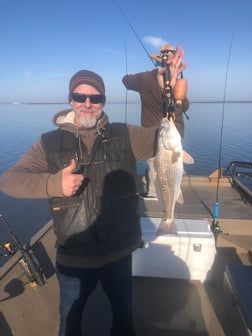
144, 175, 252, 221
1, 175, 252, 336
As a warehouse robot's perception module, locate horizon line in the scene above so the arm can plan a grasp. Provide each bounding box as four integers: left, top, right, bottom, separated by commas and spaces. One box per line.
1, 100, 252, 105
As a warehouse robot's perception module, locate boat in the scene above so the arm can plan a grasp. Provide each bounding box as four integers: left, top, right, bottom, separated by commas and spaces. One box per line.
226, 161, 252, 205
1, 167, 252, 336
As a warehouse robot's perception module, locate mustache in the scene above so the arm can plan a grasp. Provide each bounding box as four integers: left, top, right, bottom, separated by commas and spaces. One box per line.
79, 107, 100, 113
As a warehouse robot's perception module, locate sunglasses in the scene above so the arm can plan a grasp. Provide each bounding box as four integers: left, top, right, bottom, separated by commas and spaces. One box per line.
71, 92, 106, 104
160, 49, 176, 55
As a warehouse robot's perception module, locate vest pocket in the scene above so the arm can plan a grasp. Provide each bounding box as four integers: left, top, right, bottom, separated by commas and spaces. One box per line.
51, 196, 81, 211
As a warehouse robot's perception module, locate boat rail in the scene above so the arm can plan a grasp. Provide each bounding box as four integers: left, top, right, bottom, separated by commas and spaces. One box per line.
226, 161, 252, 204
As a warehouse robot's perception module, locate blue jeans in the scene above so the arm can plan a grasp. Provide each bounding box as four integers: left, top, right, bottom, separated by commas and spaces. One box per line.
56, 255, 135, 336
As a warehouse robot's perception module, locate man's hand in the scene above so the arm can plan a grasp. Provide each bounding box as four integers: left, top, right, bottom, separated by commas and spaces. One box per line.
157, 45, 188, 89
62, 159, 84, 196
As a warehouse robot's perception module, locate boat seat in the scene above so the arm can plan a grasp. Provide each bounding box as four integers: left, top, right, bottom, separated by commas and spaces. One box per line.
224, 264, 252, 336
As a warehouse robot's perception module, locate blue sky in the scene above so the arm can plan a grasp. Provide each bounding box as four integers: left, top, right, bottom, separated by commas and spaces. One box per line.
0, 0, 252, 103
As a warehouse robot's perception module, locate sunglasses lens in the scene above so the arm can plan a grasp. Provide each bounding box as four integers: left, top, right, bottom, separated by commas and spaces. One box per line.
89, 94, 105, 104
71, 93, 86, 102
71, 93, 105, 104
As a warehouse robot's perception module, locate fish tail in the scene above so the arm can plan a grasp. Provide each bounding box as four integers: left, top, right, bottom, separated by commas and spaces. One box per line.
156, 218, 175, 236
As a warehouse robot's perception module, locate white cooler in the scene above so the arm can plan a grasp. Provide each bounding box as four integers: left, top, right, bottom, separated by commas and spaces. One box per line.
132, 217, 216, 282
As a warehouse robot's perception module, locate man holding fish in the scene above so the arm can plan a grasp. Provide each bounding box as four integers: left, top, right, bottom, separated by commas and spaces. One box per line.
123, 44, 190, 199
0, 46, 188, 336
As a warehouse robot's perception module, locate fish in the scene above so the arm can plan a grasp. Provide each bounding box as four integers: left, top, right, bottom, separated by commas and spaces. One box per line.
154, 117, 194, 235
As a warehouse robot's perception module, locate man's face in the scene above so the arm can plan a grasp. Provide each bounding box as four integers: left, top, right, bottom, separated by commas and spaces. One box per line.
70, 84, 104, 128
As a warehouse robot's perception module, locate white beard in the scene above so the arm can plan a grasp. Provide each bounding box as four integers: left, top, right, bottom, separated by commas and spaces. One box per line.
74, 107, 103, 128
78, 115, 98, 128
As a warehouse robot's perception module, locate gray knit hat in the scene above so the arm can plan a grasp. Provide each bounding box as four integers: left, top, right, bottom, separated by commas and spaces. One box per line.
69, 70, 105, 101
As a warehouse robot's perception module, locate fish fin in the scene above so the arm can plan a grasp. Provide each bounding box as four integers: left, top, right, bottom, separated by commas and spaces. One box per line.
177, 189, 184, 204
182, 150, 194, 164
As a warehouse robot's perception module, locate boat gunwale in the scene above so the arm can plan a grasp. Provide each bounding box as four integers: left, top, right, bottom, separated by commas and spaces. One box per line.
0, 219, 53, 280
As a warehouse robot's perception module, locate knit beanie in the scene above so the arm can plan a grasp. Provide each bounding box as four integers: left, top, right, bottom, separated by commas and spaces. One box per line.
68, 70, 105, 102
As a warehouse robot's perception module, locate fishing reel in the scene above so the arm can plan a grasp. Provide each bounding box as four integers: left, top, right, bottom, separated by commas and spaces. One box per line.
211, 220, 222, 242
0, 214, 46, 287
0, 242, 15, 256
0, 240, 45, 286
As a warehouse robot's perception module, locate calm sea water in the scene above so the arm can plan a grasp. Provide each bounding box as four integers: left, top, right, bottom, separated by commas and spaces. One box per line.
0, 102, 251, 258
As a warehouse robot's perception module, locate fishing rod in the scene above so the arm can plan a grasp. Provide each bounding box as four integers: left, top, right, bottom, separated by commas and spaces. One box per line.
211, 34, 235, 240
115, 0, 176, 119
0, 214, 46, 287
124, 40, 128, 123
113, 0, 155, 66
114, 0, 188, 122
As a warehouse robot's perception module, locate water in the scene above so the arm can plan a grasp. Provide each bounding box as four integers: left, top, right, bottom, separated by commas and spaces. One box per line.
0, 102, 251, 260
183, 102, 252, 175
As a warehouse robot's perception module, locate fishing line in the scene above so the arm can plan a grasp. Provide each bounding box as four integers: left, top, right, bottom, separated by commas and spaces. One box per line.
212, 33, 235, 237
124, 40, 128, 123
113, 0, 155, 66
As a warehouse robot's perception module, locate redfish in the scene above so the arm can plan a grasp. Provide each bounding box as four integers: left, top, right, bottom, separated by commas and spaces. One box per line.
155, 117, 194, 235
